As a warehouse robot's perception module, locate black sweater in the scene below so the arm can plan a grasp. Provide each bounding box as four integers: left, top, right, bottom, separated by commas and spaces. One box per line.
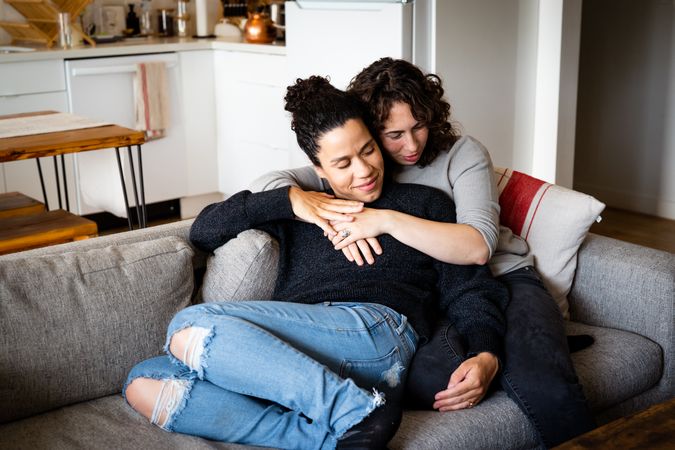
190, 182, 508, 357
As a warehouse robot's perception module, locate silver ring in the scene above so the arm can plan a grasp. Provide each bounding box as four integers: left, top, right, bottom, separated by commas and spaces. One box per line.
340, 229, 351, 239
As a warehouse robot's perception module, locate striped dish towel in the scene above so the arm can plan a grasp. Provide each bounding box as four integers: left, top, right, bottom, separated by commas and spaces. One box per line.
134, 62, 170, 140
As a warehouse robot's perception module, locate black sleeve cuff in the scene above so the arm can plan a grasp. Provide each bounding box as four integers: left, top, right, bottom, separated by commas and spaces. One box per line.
245, 187, 295, 224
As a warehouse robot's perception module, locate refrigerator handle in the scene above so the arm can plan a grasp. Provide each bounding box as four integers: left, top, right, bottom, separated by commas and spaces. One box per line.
294, 1, 391, 12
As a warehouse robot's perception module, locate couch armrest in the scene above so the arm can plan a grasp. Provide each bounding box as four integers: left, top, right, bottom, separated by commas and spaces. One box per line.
569, 233, 674, 396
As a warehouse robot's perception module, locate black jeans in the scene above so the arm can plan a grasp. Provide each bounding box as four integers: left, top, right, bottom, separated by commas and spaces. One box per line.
404, 266, 596, 448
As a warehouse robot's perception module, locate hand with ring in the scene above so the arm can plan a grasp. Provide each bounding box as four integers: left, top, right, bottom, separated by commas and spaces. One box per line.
432, 352, 499, 411
329, 209, 385, 266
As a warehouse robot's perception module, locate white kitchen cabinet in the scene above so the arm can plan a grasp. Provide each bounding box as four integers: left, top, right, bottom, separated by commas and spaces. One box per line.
0, 59, 66, 96
0, 59, 75, 209
213, 50, 292, 196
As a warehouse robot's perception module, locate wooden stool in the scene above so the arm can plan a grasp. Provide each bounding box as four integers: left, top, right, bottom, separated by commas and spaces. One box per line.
0, 192, 45, 219
0, 209, 98, 255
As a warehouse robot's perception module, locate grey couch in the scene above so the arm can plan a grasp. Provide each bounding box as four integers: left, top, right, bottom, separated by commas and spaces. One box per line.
1, 219, 673, 450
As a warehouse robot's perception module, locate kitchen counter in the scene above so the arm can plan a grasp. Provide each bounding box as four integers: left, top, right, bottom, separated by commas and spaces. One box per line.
0, 37, 285, 63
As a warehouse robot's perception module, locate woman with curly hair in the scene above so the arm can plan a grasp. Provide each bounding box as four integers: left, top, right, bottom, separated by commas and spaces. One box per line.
253, 58, 596, 448
123, 75, 508, 450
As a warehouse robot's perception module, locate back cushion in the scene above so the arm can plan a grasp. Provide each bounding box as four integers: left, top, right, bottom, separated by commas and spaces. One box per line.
0, 236, 194, 423
201, 229, 279, 302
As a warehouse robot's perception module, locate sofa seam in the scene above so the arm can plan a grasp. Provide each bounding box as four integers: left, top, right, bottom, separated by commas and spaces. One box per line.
80, 246, 193, 276
231, 239, 274, 298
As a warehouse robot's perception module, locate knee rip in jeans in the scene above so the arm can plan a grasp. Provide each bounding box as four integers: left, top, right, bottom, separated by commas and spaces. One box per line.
151, 379, 191, 430
170, 326, 212, 376
381, 361, 405, 388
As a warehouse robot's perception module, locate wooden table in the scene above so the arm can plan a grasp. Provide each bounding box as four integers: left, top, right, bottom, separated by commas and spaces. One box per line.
0, 111, 147, 229
553, 397, 675, 450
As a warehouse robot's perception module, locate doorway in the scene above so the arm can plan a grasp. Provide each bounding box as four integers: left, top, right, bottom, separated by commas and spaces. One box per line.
573, 0, 675, 222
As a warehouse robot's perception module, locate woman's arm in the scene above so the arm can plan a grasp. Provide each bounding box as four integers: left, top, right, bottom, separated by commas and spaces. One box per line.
251, 167, 364, 236
252, 167, 382, 265
333, 137, 498, 265
443, 137, 500, 263
189, 188, 294, 253
249, 166, 325, 192
337, 213, 490, 265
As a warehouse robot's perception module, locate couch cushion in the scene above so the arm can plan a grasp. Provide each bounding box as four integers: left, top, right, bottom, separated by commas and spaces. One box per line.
391, 391, 539, 450
0, 236, 194, 423
0, 393, 538, 450
495, 168, 605, 318
0, 322, 661, 450
565, 321, 663, 412
201, 229, 279, 302
0, 395, 263, 450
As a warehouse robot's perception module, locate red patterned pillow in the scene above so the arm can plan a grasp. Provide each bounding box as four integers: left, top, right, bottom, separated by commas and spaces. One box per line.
495, 168, 605, 318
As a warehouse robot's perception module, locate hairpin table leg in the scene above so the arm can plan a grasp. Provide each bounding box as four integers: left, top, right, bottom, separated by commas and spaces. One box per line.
52, 156, 62, 210
61, 154, 70, 212
115, 147, 133, 231
136, 144, 147, 228
36, 158, 49, 211
126, 146, 142, 229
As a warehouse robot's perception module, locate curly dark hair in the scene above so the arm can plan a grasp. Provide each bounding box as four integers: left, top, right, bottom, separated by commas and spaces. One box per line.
348, 58, 461, 167
285, 76, 375, 166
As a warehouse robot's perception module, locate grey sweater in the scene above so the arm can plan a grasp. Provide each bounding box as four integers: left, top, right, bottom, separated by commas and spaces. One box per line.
250, 136, 533, 276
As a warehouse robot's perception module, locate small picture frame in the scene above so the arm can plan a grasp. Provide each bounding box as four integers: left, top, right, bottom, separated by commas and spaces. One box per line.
100, 5, 126, 36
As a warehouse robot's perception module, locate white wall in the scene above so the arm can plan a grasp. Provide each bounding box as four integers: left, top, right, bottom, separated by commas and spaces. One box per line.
432, 0, 581, 186
511, 0, 539, 175
531, 0, 582, 187
433, 0, 519, 169
574, 0, 675, 220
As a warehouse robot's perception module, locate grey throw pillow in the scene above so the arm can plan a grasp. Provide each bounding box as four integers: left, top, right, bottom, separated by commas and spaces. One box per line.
0, 236, 194, 423
201, 229, 279, 302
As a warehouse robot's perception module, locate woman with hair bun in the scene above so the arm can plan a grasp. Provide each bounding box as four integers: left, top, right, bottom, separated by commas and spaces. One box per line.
254, 58, 596, 448
122, 76, 508, 450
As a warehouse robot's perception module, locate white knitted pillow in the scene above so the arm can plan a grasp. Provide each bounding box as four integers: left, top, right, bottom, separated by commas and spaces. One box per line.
495, 168, 605, 318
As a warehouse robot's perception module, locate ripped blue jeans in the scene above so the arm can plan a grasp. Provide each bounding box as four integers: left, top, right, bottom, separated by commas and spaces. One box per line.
124, 301, 418, 450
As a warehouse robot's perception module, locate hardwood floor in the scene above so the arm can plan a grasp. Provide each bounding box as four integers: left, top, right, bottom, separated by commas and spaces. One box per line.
590, 207, 675, 254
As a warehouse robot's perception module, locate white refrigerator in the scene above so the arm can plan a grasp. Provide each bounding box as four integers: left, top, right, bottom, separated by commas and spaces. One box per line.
285, 0, 422, 164
286, 0, 416, 90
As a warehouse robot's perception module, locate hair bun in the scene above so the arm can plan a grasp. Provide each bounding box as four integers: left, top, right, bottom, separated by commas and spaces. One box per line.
285, 76, 333, 115
283, 75, 371, 166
